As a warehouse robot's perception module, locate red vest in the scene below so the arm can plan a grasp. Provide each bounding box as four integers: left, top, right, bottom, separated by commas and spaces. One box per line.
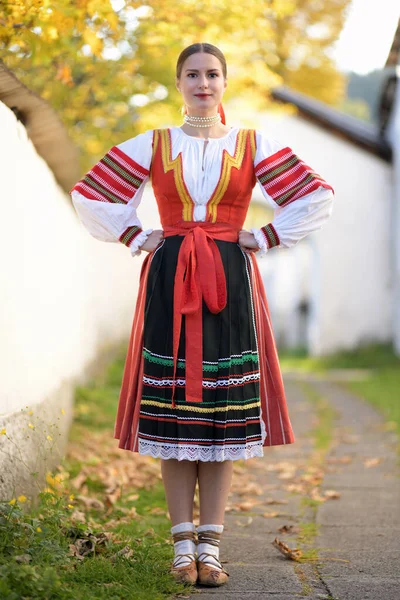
150, 128, 257, 230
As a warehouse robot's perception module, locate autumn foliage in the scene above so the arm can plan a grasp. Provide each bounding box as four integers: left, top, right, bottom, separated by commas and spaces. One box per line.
1, 0, 351, 169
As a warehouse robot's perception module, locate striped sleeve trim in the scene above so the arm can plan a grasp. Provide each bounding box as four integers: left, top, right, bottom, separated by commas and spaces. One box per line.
255, 147, 334, 208
260, 224, 280, 249
70, 146, 149, 205
119, 226, 143, 247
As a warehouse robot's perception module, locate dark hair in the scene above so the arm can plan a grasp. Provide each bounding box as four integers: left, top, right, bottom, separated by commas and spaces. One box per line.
176, 43, 227, 79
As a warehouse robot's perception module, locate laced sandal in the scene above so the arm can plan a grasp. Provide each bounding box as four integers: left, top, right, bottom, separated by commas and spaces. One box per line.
196, 530, 229, 587
170, 531, 198, 585
197, 552, 229, 587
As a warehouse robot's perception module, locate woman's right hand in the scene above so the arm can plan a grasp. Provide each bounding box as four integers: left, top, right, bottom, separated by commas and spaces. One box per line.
140, 229, 164, 253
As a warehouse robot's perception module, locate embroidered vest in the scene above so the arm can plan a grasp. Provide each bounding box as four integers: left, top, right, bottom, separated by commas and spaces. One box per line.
150, 128, 257, 230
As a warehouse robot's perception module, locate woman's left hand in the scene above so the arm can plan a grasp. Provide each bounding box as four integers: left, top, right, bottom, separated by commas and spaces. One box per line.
238, 230, 259, 253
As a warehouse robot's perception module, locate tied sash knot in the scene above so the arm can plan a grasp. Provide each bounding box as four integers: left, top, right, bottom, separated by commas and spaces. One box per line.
163, 222, 239, 406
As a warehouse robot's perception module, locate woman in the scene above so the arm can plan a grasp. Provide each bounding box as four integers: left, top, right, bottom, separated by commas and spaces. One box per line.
70, 42, 334, 587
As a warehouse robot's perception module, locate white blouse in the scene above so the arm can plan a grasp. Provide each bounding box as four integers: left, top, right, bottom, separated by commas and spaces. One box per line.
70, 126, 334, 256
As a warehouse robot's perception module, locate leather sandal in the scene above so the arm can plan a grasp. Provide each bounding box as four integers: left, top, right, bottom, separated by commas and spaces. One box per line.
170, 553, 198, 585
197, 552, 229, 587
170, 530, 198, 585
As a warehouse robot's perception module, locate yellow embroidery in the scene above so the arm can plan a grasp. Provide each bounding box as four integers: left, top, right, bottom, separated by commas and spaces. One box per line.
149, 129, 159, 180
141, 399, 261, 413
159, 129, 193, 221
207, 129, 250, 222
249, 129, 256, 162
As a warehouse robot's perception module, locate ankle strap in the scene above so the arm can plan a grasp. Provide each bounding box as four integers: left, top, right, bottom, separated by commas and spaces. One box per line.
172, 530, 196, 543
197, 530, 221, 546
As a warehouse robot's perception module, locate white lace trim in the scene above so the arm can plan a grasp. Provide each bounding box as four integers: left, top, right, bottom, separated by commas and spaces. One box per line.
130, 228, 153, 256
138, 439, 264, 462
251, 227, 269, 257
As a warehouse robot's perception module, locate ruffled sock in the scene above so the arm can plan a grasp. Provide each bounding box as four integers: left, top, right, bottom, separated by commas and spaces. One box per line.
171, 522, 196, 568
197, 524, 224, 569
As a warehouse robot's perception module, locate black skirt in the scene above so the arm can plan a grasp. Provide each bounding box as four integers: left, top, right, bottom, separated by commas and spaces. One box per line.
137, 236, 265, 461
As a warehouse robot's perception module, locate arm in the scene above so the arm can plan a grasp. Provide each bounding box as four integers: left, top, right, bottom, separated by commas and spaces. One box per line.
69, 130, 154, 256
250, 132, 334, 255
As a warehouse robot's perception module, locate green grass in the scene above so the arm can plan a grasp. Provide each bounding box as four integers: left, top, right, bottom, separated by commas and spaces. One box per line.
280, 343, 400, 436
0, 348, 188, 600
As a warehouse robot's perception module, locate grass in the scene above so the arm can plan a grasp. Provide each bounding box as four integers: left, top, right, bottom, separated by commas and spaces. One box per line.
0, 348, 188, 600
280, 343, 400, 436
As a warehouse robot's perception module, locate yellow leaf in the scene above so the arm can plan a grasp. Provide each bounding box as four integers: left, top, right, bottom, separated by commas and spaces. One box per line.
0, 428, 6, 435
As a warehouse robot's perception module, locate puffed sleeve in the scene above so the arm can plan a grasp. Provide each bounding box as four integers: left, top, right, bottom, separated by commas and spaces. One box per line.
251, 131, 334, 255
69, 129, 154, 256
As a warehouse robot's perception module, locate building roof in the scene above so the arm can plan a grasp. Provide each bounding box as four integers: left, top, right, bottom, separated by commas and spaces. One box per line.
271, 86, 392, 162
0, 60, 80, 192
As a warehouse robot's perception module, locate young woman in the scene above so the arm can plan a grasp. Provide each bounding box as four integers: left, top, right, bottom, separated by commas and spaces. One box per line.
70, 43, 334, 587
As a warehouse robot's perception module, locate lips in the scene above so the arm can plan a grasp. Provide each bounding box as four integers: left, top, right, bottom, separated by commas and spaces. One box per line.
195, 94, 211, 97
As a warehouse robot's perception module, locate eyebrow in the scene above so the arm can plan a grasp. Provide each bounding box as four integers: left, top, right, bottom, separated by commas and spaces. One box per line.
185, 68, 220, 72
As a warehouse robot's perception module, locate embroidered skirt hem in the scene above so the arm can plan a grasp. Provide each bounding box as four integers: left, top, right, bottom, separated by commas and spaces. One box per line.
138, 439, 264, 461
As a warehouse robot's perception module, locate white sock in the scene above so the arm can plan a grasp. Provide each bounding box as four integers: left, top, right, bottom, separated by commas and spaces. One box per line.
171, 522, 196, 568
197, 524, 224, 570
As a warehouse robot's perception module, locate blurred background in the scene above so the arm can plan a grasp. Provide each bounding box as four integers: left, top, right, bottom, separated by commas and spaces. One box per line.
1, 0, 400, 497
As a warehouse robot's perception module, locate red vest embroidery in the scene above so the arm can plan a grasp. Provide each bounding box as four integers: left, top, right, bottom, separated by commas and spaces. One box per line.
150, 128, 257, 230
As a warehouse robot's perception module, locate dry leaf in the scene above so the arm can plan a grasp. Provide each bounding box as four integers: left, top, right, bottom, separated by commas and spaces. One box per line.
323, 489, 341, 500
110, 545, 134, 562
15, 554, 32, 564
272, 537, 302, 561
76, 495, 105, 511
265, 498, 288, 505
71, 471, 87, 490
277, 524, 300, 534
235, 516, 253, 527
70, 510, 86, 523
364, 457, 383, 468
262, 511, 279, 518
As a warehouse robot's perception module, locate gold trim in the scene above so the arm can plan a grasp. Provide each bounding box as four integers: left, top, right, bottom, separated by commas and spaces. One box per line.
249, 129, 256, 161
207, 129, 250, 222
141, 399, 261, 413
160, 129, 193, 221
149, 129, 159, 180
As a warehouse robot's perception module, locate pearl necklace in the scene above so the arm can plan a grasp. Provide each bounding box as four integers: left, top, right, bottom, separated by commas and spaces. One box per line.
183, 113, 221, 128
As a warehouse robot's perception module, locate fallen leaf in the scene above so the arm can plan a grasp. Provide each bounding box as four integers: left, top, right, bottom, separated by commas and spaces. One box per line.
323, 490, 341, 500
272, 537, 302, 561
70, 510, 86, 523
235, 516, 253, 527
14, 554, 32, 564
262, 511, 279, 518
265, 498, 288, 505
76, 495, 105, 511
110, 545, 134, 562
363, 457, 383, 468
277, 524, 300, 534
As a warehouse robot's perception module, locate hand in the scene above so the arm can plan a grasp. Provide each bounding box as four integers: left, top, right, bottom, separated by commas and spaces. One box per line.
238, 229, 259, 253
140, 229, 164, 253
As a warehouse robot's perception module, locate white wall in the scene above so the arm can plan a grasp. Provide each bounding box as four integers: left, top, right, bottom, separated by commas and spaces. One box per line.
0, 102, 157, 497
252, 111, 393, 354
386, 74, 400, 355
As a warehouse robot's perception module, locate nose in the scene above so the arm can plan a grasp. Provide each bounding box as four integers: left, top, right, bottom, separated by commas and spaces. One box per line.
198, 75, 209, 89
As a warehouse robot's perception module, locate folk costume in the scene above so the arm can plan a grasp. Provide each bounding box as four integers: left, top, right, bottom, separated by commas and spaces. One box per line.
70, 126, 334, 462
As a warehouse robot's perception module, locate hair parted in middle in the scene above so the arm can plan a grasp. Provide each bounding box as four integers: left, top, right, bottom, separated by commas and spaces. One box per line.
176, 43, 227, 121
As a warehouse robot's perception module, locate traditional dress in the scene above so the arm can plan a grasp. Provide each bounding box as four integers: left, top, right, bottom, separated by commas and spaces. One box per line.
70, 126, 334, 461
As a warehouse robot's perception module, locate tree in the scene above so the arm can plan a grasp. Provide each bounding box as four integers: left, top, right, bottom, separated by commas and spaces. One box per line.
1, 0, 351, 170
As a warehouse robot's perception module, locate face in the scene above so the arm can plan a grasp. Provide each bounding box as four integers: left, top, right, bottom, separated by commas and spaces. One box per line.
176, 52, 227, 115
